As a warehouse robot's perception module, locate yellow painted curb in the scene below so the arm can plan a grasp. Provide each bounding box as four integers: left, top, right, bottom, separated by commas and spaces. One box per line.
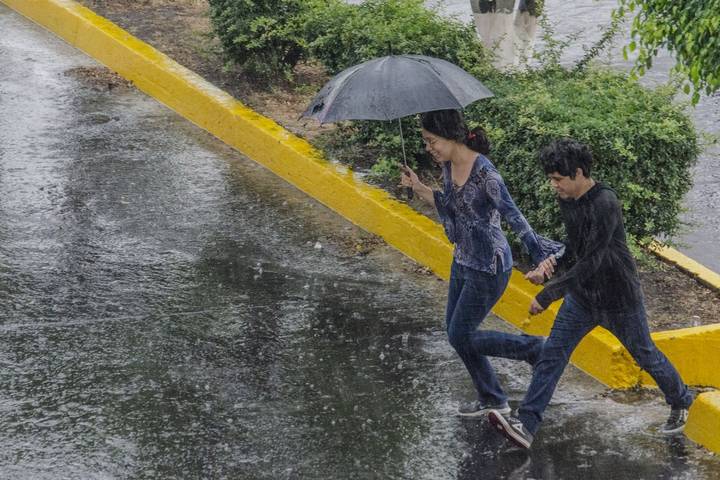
6, 0, 720, 451
649, 241, 720, 292
640, 325, 720, 389
686, 391, 720, 453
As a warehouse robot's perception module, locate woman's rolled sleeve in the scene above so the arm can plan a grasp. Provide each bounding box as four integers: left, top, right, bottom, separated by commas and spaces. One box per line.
485, 171, 564, 265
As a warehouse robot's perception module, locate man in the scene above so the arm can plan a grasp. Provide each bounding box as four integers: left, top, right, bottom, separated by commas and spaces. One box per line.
487, 138, 694, 449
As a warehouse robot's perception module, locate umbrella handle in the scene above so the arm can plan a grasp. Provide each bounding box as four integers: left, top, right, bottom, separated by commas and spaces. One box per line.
398, 119, 414, 200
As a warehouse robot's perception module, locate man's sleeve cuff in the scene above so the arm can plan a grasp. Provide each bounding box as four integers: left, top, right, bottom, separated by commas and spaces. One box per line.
536, 290, 554, 309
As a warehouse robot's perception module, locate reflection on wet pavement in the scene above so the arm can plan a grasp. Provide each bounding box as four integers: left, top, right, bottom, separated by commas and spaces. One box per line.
1, 4, 720, 479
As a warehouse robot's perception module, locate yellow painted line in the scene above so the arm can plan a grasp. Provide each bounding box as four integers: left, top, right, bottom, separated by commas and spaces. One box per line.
649, 241, 720, 291
686, 391, 720, 453
6, 0, 720, 451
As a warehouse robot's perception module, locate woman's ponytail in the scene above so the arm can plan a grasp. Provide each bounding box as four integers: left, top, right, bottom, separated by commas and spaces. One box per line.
464, 126, 490, 155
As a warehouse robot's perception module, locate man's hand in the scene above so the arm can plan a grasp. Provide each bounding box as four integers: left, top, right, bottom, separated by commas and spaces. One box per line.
529, 298, 545, 316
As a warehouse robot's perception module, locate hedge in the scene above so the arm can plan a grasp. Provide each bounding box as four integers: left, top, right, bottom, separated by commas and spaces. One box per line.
208, 0, 700, 244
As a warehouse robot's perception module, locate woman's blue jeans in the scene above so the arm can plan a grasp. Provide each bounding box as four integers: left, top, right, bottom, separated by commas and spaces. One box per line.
517, 294, 694, 434
447, 261, 544, 406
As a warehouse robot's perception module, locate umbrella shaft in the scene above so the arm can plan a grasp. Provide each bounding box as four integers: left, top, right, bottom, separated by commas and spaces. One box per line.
398, 118, 407, 167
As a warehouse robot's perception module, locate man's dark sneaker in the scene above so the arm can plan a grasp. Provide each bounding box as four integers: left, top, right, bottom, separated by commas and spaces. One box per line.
661, 408, 689, 436
488, 410, 534, 449
457, 401, 511, 417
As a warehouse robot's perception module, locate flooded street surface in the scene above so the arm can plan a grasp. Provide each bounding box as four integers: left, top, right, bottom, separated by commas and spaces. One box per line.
441, 0, 720, 273
2, 4, 720, 479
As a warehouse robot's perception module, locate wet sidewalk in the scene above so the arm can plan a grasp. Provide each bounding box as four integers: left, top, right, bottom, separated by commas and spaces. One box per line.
1, 5, 719, 479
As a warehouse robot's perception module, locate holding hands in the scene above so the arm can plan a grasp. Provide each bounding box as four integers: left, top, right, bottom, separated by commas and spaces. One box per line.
524, 269, 545, 285
525, 256, 557, 315
524, 256, 557, 285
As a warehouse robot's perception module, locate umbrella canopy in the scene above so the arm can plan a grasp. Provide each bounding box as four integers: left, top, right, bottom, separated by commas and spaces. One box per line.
302, 54, 493, 123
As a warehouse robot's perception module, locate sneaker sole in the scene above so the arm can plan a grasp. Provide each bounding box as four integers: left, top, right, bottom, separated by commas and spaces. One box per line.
488, 411, 531, 450
457, 405, 511, 417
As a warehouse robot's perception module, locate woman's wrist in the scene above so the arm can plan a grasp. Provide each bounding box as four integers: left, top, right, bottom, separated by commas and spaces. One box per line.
413, 181, 429, 194
414, 182, 435, 204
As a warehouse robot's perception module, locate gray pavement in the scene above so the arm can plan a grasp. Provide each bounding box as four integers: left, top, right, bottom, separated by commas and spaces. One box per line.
1, 5, 720, 479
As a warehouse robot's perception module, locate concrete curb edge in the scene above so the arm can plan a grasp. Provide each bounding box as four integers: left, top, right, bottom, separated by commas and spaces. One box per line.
649, 241, 720, 292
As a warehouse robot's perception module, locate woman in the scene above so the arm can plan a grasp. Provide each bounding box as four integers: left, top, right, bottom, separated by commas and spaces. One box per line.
401, 109, 562, 416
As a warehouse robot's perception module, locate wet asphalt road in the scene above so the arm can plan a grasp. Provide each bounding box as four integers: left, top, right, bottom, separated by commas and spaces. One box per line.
2, 4, 720, 479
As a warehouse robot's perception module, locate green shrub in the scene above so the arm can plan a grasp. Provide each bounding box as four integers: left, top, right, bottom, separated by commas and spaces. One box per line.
207, 0, 307, 79
300, 0, 494, 175
208, 0, 699, 245
206, 0, 490, 79
302, 0, 491, 74
319, 65, 698, 242
467, 67, 699, 241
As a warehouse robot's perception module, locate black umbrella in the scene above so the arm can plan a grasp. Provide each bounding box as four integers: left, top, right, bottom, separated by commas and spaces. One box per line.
302, 54, 494, 167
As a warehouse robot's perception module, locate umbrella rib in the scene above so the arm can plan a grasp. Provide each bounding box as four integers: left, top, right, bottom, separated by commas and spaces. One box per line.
322, 61, 382, 122
413, 59, 471, 110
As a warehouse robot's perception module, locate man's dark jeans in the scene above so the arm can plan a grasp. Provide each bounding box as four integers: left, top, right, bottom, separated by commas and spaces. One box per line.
518, 294, 694, 434
447, 261, 544, 406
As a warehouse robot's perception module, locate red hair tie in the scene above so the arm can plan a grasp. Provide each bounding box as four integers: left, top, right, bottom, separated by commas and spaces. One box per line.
467, 132, 476, 140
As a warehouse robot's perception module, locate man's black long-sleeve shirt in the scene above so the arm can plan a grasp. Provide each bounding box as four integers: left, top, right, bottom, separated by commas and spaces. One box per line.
536, 182, 644, 312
